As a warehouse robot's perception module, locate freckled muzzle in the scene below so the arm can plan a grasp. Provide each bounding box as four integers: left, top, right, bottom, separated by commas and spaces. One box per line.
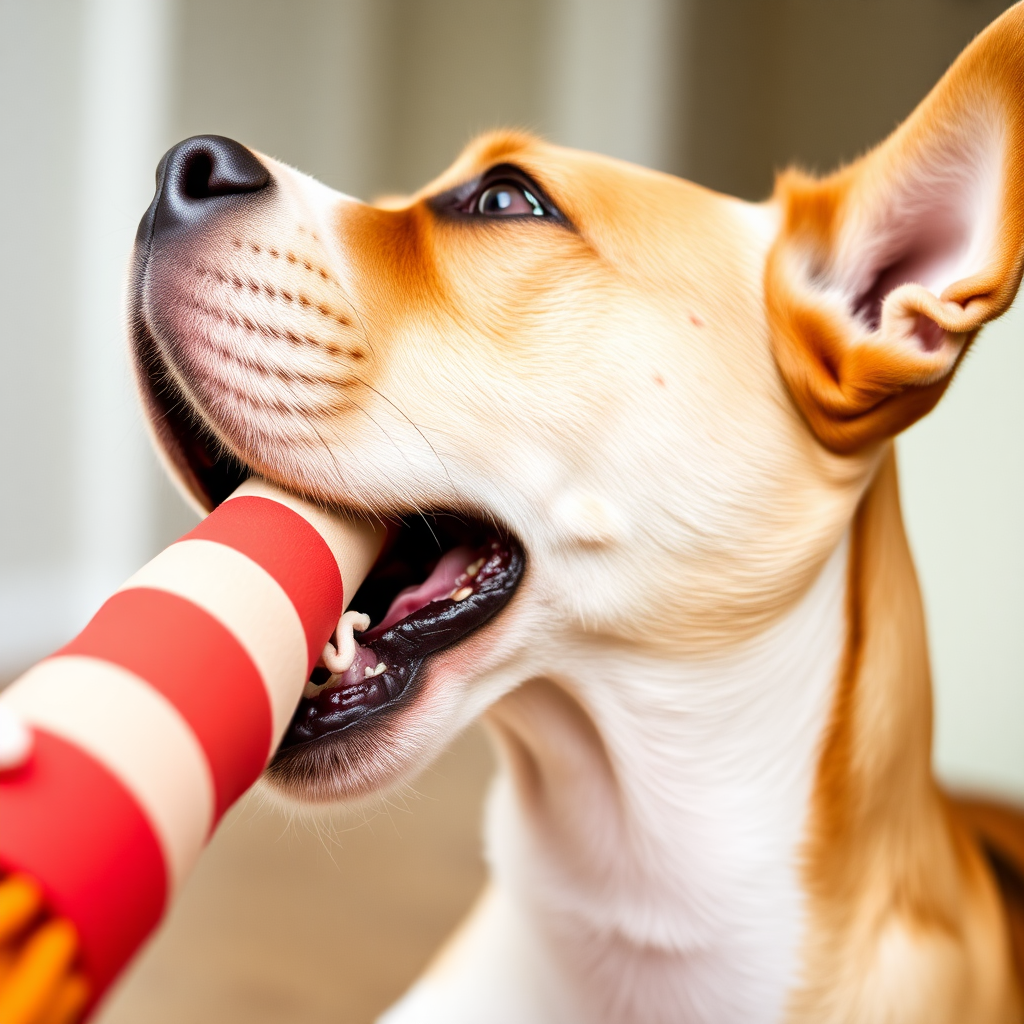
129, 135, 528, 753
130, 134, 370, 507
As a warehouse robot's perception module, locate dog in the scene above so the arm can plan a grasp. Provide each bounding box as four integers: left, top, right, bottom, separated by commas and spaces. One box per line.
129, 5, 1024, 1021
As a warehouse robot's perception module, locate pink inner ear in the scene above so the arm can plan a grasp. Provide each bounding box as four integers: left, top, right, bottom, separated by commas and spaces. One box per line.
836, 116, 1004, 343
852, 226, 968, 333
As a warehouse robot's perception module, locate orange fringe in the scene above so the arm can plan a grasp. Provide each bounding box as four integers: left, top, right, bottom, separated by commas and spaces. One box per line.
35, 972, 90, 1024
0, 875, 43, 945
0, 876, 87, 1024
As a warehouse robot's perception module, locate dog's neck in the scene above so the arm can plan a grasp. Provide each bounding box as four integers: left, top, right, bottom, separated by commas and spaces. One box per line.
483, 525, 851, 1022
483, 448, 1013, 1022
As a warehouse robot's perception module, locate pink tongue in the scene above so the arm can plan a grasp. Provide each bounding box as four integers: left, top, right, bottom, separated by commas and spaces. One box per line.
367, 545, 475, 637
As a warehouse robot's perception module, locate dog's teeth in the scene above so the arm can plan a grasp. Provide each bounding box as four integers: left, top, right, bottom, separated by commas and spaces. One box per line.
364, 662, 387, 678
465, 558, 485, 578
322, 609, 371, 674
451, 586, 473, 602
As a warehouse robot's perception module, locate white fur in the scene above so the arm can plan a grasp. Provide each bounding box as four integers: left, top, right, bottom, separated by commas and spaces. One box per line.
382, 532, 849, 1024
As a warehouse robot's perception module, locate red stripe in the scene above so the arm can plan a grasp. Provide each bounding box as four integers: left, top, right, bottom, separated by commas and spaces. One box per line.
0, 729, 166, 997
58, 588, 273, 820
185, 496, 343, 671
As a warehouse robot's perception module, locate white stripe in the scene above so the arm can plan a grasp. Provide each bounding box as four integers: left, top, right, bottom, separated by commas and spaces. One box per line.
119, 538, 308, 748
2, 655, 214, 893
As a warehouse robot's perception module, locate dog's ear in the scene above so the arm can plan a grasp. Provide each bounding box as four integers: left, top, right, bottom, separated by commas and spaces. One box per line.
766, 4, 1024, 453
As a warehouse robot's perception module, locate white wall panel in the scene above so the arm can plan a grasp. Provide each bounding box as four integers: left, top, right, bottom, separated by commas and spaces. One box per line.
547, 0, 683, 172
900, 298, 1024, 798
0, 0, 174, 674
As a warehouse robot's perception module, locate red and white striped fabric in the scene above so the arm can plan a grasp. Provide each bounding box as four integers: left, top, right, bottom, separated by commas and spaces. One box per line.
0, 481, 373, 1000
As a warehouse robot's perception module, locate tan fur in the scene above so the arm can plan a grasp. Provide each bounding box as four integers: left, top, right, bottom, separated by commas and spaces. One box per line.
131, 6, 1024, 1019
953, 797, 1024, 984
790, 450, 1018, 1021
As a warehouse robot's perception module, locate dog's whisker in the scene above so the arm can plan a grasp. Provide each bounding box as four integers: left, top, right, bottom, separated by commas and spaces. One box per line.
350, 376, 461, 503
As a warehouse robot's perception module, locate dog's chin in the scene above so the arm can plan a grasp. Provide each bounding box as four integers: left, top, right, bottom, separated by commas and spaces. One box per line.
131, 301, 527, 806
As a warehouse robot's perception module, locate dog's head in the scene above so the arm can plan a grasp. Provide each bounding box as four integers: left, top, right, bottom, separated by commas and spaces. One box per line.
129, 6, 1024, 803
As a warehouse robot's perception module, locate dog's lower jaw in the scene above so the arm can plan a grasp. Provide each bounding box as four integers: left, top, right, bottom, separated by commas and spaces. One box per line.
384, 534, 851, 1024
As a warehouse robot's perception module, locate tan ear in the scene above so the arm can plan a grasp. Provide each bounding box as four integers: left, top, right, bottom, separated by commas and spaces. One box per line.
766, 3, 1024, 453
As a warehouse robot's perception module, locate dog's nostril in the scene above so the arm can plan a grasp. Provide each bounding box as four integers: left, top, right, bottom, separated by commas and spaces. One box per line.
166, 135, 270, 201
182, 150, 216, 199
171, 136, 270, 200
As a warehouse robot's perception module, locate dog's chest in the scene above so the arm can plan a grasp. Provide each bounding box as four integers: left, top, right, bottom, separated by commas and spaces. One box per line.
489, 533, 850, 1023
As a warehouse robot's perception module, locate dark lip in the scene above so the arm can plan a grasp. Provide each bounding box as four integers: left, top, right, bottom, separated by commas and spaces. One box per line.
131, 272, 527, 752
129, 220, 251, 513
130, 311, 253, 511
277, 533, 524, 753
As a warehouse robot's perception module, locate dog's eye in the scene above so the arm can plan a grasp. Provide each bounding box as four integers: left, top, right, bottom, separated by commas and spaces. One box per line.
476, 182, 546, 218
431, 165, 563, 223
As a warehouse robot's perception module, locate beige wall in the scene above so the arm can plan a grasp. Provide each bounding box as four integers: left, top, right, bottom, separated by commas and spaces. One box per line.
172, 0, 551, 201
0, 0, 177, 670
677, 0, 1013, 197
900, 297, 1024, 798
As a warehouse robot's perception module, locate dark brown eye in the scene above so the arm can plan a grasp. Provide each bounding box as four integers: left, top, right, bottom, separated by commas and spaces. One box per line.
476, 182, 546, 217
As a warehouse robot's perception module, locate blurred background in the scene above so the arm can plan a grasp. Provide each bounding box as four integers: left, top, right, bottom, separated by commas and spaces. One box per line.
0, 0, 1021, 1020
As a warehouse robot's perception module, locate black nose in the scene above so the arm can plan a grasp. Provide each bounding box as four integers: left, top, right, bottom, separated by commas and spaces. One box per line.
141, 135, 271, 242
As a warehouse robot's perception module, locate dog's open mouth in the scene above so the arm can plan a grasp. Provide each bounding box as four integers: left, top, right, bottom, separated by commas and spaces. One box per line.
290, 516, 522, 748
136, 327, 525, 753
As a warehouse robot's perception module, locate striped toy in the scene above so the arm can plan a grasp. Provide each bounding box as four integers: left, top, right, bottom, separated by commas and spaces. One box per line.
0, 478, 383, 1022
